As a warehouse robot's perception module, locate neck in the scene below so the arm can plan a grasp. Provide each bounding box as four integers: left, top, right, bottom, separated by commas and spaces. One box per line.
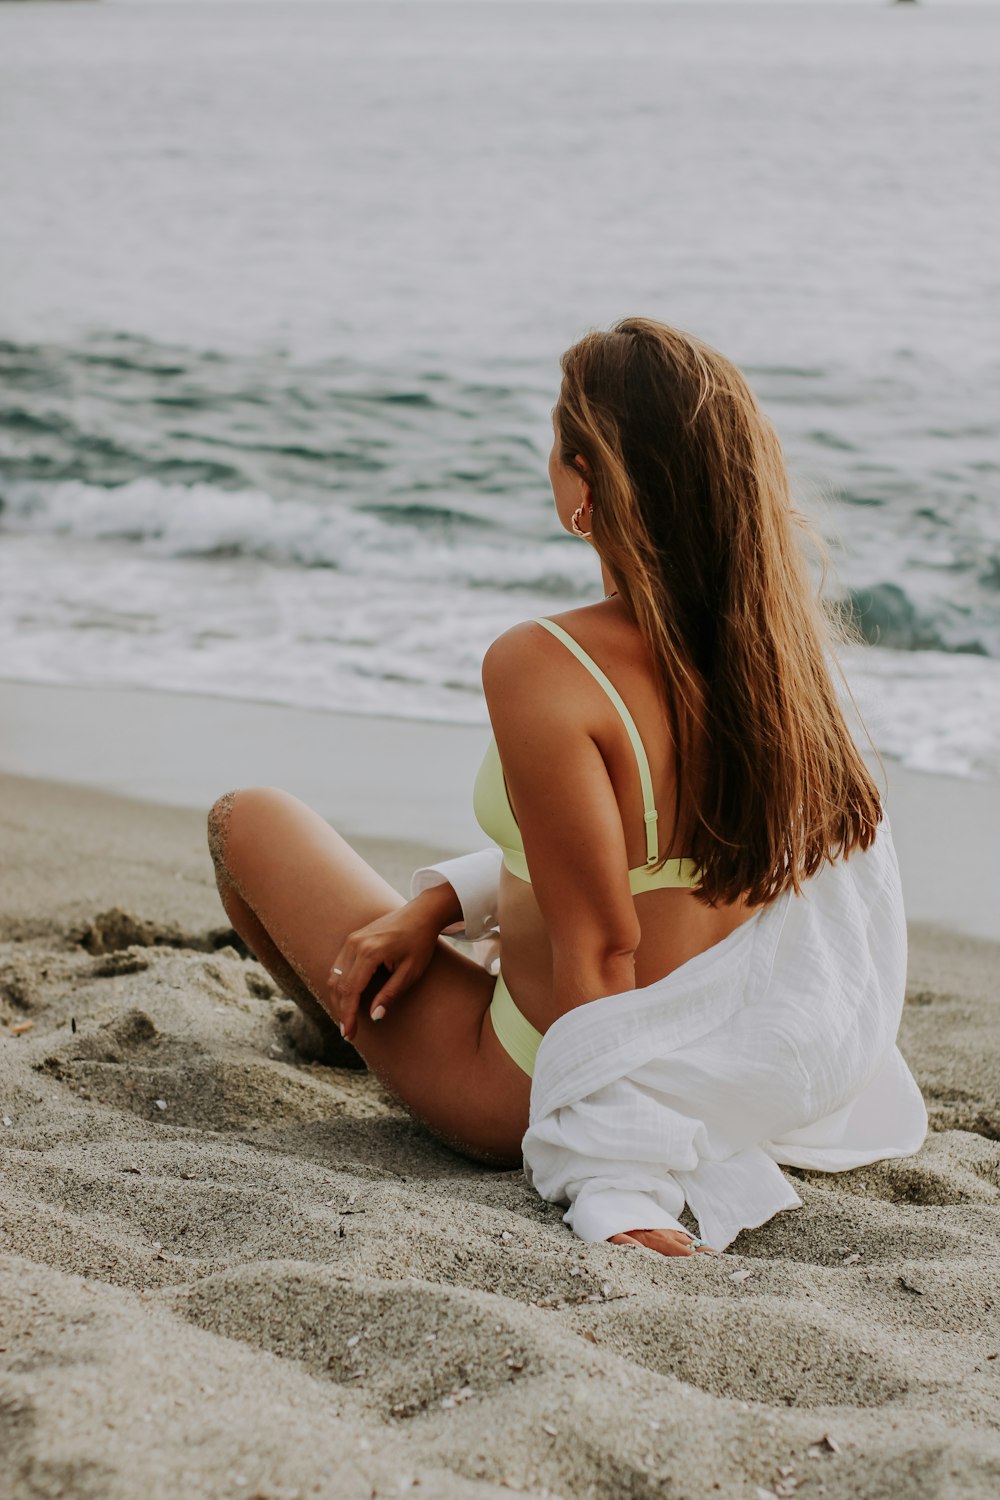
600, 561, 618, 600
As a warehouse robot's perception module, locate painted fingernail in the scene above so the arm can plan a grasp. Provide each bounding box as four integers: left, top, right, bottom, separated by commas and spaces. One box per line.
331, 966, 343, 977
371, 1005, 386, 1022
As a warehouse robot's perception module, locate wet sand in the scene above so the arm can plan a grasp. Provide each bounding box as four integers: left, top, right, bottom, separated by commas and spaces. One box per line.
1, 676, 998, 939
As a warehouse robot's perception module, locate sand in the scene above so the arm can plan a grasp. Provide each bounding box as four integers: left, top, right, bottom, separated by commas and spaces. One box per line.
2, 767, 999, 1500
1, 676, 998, 941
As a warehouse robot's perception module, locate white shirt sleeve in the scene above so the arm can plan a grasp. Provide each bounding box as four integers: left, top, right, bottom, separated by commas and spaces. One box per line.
409, 847, 502, 943
410, 847, 503, 976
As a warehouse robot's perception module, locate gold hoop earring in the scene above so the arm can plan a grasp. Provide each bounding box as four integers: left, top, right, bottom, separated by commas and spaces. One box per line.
571, 504, 592, 539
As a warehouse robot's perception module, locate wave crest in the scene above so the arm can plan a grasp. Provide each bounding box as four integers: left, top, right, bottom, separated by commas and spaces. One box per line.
0, 478, 594, 595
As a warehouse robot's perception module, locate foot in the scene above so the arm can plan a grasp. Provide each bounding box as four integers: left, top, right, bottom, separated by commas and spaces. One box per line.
608, 1228, 719, 1257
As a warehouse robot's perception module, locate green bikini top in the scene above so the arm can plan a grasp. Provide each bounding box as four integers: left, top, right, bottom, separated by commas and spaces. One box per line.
473, 616, 701, 896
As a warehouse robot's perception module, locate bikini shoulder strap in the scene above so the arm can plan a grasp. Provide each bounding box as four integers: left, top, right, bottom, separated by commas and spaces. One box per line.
532, 617, 659, 865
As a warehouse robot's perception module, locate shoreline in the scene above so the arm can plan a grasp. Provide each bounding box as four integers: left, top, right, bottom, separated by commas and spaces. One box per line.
2, 702, 999, 1500
1, 675, 997, 942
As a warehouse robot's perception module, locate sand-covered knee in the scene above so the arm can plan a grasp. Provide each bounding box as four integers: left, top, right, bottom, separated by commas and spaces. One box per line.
206, 789, 239, 877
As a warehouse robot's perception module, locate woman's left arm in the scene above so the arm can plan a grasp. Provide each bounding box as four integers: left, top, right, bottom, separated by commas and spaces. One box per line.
482, 623, 641, 1014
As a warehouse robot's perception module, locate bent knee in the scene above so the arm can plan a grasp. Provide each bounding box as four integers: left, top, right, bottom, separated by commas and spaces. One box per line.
207, 785, 292, 875
207, 788, 239, 875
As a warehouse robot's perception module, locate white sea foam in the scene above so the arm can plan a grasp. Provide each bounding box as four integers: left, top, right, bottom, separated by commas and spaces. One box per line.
841, 645, 1000, 782
1, 531, 998, 783
0, 1, 997, 784
2, 479, 595, 596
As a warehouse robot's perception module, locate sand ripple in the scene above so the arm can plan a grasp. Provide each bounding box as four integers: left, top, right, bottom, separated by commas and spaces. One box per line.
2, 909, 999, 1499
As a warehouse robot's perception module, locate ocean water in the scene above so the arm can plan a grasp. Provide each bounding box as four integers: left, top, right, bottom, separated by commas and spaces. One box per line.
1, 1, 998, 779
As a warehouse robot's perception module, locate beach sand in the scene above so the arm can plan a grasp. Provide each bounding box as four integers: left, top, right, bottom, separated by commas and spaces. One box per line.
2, 761, 999, 1500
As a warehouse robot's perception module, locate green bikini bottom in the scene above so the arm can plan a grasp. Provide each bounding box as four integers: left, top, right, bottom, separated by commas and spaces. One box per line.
488, 969, 543, 1079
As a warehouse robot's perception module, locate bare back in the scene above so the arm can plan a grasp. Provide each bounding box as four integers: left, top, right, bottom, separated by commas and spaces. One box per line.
485, 599, 757, 1038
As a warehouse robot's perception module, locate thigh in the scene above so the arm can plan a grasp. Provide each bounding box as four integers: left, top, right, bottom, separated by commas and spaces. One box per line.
213, 786, 531, 1163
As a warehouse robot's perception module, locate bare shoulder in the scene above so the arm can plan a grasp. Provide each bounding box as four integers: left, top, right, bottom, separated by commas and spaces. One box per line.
482, 601, 612, 674
482, 604, 628, 717
481, 618, 561, 696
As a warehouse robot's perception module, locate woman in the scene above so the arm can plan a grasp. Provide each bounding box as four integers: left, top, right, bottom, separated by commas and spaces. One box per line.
207, 318, 925, 1260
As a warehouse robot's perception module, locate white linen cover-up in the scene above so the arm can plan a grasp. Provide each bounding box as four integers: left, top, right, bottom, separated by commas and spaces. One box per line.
411, 819, 927, 1251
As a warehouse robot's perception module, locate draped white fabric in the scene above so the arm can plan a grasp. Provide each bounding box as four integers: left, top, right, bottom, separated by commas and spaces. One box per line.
412, 821, 928, 1251
522, 820, 927, 1249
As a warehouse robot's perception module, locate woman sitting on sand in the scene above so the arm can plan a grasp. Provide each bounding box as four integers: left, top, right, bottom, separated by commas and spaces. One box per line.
207, 318, 926, 1260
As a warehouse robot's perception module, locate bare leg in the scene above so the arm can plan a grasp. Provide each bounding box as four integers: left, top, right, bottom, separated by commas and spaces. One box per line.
208, 793, 344, 1034
205, 786, 531, 1164
211, 849, 361, 1064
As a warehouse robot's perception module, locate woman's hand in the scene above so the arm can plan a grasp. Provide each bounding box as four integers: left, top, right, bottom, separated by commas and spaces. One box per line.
608, 1229, 720, 1257
326, 888, 455, 1043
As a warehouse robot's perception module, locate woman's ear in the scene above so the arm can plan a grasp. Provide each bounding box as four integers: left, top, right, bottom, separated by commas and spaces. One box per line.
573, 455, 592, 506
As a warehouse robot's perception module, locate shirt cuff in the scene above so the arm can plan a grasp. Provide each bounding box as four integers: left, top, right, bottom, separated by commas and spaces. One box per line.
410, 847, 502, 943
563, 1185, 688, 1244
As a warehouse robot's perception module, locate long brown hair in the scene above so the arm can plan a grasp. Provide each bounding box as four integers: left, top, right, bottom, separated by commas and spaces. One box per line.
554, 316, 881, 907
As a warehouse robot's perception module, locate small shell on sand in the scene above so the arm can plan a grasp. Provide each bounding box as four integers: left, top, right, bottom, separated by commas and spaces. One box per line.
807, 1433, 841, 1457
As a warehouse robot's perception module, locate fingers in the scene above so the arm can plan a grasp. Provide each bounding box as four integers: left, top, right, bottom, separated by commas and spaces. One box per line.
365, 964, 416, 1023
326, 917, 433, 1038
327, 936, 380, 1042
328, 943, 407, 1041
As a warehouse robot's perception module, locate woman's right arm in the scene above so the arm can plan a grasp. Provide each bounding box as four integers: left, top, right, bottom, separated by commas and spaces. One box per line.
328, 848, 502, 1040
409, 847, 503, 941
